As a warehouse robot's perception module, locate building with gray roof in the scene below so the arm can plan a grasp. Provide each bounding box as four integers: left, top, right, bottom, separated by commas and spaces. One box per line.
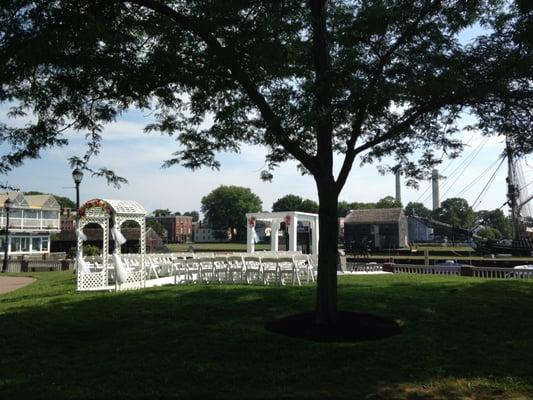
344, 208, 408, 250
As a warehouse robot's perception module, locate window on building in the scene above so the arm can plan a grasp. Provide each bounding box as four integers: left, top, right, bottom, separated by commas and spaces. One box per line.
25, 210, 39, 219
32, 237, 41, 252
42, 210, 59, 219
10, 209, 23, 219
0, 237, 5, 252
41, 237, 49, 252
11, 237, 21, 252
21, 237, 30, 252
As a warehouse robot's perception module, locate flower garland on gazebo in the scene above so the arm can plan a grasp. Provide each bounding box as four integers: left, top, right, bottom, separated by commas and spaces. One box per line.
77, 199, 112, 218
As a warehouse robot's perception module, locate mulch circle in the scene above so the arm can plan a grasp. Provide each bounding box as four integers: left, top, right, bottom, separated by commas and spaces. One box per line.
265, 311, 401, 343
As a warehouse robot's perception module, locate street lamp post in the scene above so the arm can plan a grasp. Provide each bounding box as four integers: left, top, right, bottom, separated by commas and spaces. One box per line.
2, 198, 14, 273
72, 168, 84, 211
72, 169, 84, 267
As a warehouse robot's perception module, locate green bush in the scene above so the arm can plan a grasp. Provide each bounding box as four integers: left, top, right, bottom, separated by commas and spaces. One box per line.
476, 227, 502, 240
67, 245, 101, 258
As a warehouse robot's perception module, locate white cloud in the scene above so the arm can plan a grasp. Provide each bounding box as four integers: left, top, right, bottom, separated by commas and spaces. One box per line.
1, 108, 513, 215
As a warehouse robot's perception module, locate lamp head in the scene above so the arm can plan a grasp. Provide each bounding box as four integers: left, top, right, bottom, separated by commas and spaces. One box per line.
72, 168, 84, 184
3, 198, 13, 210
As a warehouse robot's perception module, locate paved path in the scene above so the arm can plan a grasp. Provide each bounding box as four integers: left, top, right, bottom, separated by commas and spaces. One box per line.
0, 276, 35, 294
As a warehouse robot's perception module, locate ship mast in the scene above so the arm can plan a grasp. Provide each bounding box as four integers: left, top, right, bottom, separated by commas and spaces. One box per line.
506, 137, 521, 241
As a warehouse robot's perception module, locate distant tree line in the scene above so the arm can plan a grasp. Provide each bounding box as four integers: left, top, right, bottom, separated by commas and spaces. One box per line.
405, 198, 512, 239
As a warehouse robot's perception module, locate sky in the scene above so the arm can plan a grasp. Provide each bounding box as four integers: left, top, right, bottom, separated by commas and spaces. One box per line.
2, 21, 529, 217
0, 106, 525, 216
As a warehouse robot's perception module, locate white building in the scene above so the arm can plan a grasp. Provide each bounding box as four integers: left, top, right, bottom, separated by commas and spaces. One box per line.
193, 226, 229, 243
0, 192, 61, 256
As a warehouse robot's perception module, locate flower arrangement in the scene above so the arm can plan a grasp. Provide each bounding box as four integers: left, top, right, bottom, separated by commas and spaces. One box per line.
248, 216, 256, 228
78, 199, 112, 218
284, 214, 291, 227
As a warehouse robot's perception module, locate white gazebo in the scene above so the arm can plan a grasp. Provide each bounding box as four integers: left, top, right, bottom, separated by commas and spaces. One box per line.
245, 211, 319, 254
76, 198, 147, 291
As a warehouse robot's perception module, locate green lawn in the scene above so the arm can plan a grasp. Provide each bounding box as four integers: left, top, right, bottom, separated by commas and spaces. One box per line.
1, 273, 533, 399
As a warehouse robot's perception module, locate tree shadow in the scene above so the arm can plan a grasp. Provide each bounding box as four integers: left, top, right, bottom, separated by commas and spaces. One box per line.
0, 275, 532, 399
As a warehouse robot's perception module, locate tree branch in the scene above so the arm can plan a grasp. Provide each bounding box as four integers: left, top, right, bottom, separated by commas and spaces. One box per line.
334, 106, 367, 194
124, 0, 318, 175
336, 0, 443, 192
352, 105, 436, 157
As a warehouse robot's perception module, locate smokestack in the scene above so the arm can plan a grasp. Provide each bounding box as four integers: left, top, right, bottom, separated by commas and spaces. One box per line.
432, 169, 440, 210
395, 170, 401, 203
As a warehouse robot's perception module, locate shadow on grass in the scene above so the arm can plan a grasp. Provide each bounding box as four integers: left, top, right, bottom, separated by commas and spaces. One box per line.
0, 274, 532, 399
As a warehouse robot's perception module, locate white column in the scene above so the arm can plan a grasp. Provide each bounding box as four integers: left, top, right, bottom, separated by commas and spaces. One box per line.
247, 223, 255, 253
270, 220, 280, 252
311, 219, 319, 255
140, 219, 146, 288
288, 214, 297, 252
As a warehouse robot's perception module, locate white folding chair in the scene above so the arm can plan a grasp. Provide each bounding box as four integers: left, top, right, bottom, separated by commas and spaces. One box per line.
261, 257, 279, 285
173, 258, 189, 284
293, 254, 313, 283
186, 258, 200, 283
243, 256, 262, 284
278, 257, 299, 285
226, 256, 245, 283
198, 257, 215, 283
213, 256, 229, 283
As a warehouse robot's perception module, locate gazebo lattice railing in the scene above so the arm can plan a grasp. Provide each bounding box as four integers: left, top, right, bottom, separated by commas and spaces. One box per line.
76, 199, 147, 291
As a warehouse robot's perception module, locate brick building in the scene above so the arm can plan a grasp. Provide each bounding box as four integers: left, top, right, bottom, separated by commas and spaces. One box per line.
146, 215, 193, 243
60, 208, 76, 231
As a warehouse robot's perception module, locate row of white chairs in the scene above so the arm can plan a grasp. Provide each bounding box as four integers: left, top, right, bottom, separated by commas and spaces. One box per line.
83, 252, 317, 287
167, 254, 316, 286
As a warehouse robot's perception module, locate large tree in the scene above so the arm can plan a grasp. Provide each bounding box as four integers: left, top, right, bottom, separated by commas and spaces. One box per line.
476, 209, 513, 238
405, 202, 432, 218
1, 1, 531, 324
375, 196, 402, 209
272, 194, 307, 212
201, 185, 262, 241
273, 194, 319, 213
183, 211, 200, 222
433, 198, 476, 229
152, 208, 172, 217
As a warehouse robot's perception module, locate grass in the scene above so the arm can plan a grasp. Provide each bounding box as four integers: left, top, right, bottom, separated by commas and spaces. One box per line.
1, 273, 533, 399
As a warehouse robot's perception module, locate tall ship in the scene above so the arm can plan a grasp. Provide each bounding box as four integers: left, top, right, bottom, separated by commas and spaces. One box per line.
474, 138, 533, 256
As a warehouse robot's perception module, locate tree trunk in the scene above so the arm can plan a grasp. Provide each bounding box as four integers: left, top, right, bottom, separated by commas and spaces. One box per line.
315, 181, 339, 325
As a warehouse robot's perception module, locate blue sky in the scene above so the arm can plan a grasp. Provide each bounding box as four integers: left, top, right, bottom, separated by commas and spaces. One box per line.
0, 106, 520, 216
2, 22, 528, 216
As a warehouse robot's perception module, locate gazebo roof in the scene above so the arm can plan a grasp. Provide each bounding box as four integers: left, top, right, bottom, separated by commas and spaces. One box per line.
103, 199, 146, 216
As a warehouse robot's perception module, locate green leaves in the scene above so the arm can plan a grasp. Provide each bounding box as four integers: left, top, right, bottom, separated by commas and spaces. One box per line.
0, 0, 531, 189
201, 185, 262, 240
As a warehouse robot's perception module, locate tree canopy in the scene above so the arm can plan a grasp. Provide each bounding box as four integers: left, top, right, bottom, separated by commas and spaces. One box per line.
152, 208, 172, 217
476, 208, 512, 238
375, 196, 402, 209
405, 202, 432, 218
146, 219, 167, 238
201, 185, 262, 241
433, 197, 476, 229
272, 194, 319, 214
183, 211, 200, 222
1, 0, 531, 323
